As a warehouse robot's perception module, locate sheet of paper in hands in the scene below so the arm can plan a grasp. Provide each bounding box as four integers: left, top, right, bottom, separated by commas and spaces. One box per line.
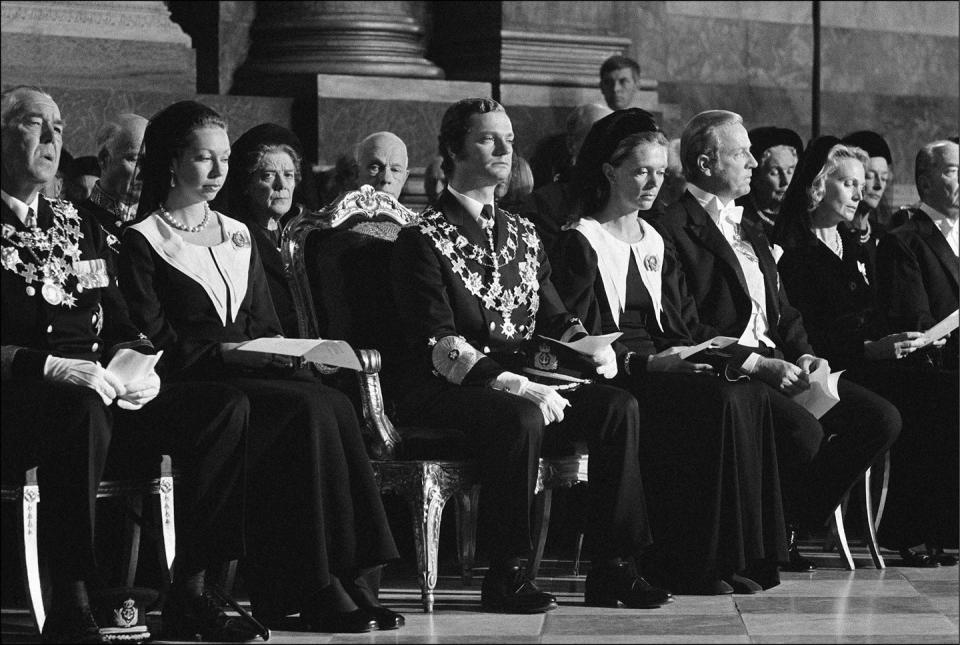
919, 309, 959, 346
539, 332, 622, 355
106, 349, 163, 386
676, 336, 739, 360
237, 337, 362, 371
792, 362, 844, 419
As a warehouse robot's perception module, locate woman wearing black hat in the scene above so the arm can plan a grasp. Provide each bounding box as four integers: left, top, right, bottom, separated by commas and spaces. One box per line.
737, 126, 804, 242
119, 101, 404, 634
841, 130, 895, 239
775, 136, 957, 567
551, 109, 788, 595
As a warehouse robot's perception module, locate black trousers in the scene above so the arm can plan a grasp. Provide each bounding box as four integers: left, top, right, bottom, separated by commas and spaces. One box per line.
1, 380, 249, 586
400, 381, 650, 564
766, 377, 901, 529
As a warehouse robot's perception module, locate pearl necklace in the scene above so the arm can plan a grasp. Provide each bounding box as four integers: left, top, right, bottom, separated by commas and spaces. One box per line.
160, 201, 210, 233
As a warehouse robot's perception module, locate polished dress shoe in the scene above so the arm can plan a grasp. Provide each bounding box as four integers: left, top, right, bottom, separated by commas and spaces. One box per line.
585, 562, 672, 608
41, 605, 107, 644
780, 527, 816, 572
900, 548, 941, 568
481, 565, 558, 613
300, 607, 377, 633
723, 573, 763, 595
673, 577, 734, 596
163, 589, 260, 642
928, 546, 958, 567
363, 605, 405, 630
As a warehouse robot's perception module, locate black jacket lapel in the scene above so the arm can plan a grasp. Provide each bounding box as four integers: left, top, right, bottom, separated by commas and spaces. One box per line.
681, 192, 751, 297
917, 212, 960, 288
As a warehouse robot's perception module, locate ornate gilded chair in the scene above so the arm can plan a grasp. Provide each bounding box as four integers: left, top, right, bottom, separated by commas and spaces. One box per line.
282, 185, 480, 613
0, 456, 177, 633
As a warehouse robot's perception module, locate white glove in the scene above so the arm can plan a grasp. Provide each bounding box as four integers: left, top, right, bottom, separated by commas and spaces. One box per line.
117, 371, 161, 410
590, 345, 618, 379
491, 371, 570, 425
44, 356, 125, 406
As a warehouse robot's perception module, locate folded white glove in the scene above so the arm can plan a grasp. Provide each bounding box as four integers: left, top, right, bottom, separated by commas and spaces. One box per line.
117, 371, 161, 410
44, 356, 125, 406
591, 345, 618, 379
491, 371, 570, 425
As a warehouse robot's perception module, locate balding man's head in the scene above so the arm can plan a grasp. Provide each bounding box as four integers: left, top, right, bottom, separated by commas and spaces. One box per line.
565, 103, 613, 161
96, 113, 147, 202
356, 131, 409, 198
916, 139, 959, 219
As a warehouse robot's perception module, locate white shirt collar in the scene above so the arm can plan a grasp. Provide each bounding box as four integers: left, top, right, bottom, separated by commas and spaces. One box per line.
920, 201, 959, 255
686, 183, 737, 223
0, 189, 40, 226
446, 184, 494, 229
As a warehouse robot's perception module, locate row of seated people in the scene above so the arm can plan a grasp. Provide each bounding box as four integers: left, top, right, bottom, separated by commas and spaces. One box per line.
1, 85, 956, 644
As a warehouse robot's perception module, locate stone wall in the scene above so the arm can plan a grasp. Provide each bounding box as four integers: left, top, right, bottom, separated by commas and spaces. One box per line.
626, 1, 959, 205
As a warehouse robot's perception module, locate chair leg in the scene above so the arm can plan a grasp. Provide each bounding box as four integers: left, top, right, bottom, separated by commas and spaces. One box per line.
874, 451, 891, 531
454, 485, 480, 586
572, 532, 584, 577
860, 466, 885, 569
526, 489, 553, 581
408, 473, 450, 613
157, 455, 176, 583
833, 503, 855, 570
20, 467, 45, 632
120, 496, 144, 588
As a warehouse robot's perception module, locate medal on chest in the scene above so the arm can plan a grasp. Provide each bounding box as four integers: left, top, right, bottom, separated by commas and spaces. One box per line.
1, 200, 84, 308
420, 208, 541, 339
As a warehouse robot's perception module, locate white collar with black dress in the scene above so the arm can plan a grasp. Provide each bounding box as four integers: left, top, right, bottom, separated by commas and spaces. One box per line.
129, 210, 252, 326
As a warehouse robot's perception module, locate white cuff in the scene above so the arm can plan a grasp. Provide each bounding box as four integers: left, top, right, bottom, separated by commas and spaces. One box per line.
741, 352, 762, 373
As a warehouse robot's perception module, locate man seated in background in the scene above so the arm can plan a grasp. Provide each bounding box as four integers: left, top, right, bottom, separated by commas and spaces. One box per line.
356, 131, 409, 199
599, 55, 641, 111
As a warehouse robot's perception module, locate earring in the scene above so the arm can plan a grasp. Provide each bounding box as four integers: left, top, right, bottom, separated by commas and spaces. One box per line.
169, 171, 176, 188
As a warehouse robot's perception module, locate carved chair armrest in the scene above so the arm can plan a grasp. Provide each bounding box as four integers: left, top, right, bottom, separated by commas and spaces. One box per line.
356, 348, 402, 460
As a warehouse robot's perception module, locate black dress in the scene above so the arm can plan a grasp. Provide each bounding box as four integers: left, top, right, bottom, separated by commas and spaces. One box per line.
553, 224, 788, 591
779, 227, 958, 549
119, 210, 398, 609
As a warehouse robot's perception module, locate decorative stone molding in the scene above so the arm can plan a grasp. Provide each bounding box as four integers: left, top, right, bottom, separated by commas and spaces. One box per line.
1, 1, 191, 44
500, 30, 633, 87
240, 1, 442, 81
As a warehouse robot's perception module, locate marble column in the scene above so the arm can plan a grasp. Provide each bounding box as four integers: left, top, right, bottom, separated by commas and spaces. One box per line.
236, 0, 442, 91
1, 0, 195, 92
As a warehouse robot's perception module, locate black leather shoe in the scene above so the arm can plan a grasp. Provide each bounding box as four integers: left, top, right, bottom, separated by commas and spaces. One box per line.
723, 573, 762, 594
481, 565, 558, 614
780, 527, 816, 572
585, 563, 672, 608
927, 546, 958, 567
363, 605, 405, 630
42, 605, 106, 644
163, 590, 260, 642
900, 548, 941, 568
673, 576, 734, 596
300, 607, 377, 633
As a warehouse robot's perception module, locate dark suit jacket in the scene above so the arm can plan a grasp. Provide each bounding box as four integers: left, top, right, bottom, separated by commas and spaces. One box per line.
391, 189, 581, 394
876, 209, 959, 332
2, 196, 150, 380
654, 190, 814, 363
778, 227, 879, 368
520, 181, 575, 263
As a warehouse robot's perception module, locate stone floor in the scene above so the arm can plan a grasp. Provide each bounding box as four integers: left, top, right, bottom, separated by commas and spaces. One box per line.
3, 545, 957, 644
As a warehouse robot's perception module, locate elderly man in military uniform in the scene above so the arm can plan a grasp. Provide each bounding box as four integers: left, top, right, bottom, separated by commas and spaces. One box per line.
390, 98, 670, 614
1, 87, 255, 643
78, 113, 147, 254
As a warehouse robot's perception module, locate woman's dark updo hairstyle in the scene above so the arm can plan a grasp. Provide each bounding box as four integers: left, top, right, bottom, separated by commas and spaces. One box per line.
573, 108, 664, 219
135, 100, 227, 221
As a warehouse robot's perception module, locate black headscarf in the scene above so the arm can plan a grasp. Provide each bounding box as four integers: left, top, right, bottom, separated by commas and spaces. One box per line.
135, 100, 227, 221
214, 123, 311, 224
773, 135, 844, 249
748, 126, 804, 163
842, 130, 891, 164
573, 108, 660, 217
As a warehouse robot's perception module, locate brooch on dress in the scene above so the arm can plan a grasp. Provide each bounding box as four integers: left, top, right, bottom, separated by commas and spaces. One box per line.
643, 254, 660, 272
231, 231, 249, 249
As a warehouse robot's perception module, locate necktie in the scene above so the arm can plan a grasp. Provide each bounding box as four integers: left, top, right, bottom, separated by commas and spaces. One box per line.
480, 204, 495, 230
719, 204, 743, 227
25, 207, 37, 229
